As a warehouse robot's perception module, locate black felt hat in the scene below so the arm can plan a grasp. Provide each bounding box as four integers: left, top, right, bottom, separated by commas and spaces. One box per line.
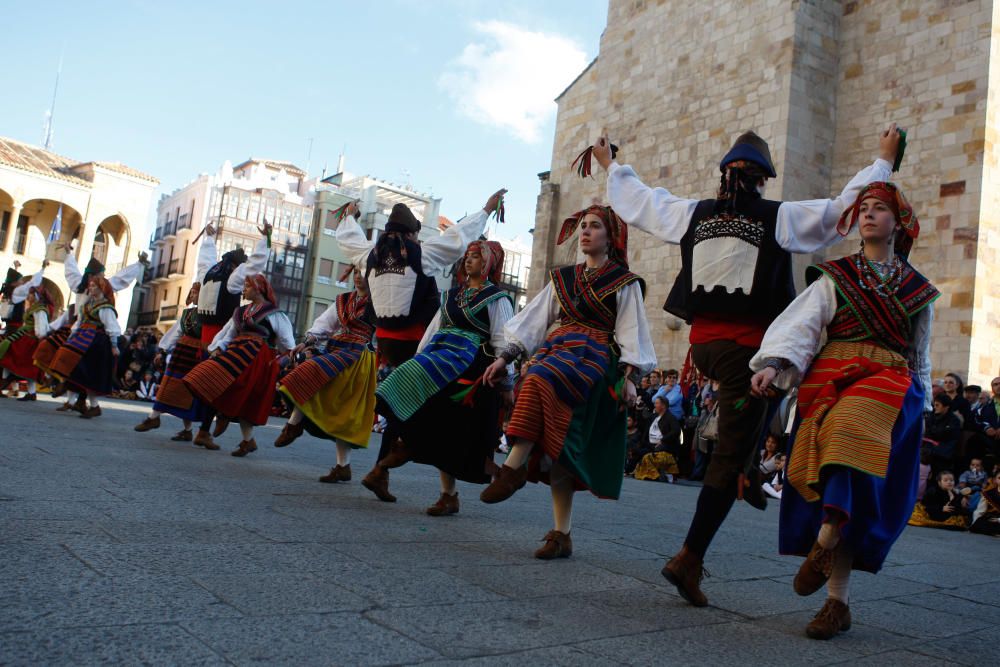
385, 203, 421, 234
720, 130, 776, 178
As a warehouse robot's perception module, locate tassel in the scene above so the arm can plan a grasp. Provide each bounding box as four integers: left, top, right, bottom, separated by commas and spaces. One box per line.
331, 201, 354, 223
492, 195, 505, 223
892, 128, 907, 173
452, 378, 481, 406
572, 143, 619, 179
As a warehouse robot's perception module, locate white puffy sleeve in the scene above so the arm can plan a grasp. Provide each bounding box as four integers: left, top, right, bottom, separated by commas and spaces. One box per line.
228, 237, 270, 294
269, 311, 296, 352
335, 215, 375, 271
99, 307, 122, 346
64, 253, 83, 291
503, 281, 560, 356
158, 320, 181, 353
910, 302, 935, 411
11, 270, 43, 303
420, 210, 490, 277
606, 162, 699, 244
48, 310, 68, 332
776, 158, 893, 253
416, 309, 443, 354
196, 235, 219, 282
306, 302, 342, 339
34, 310, 49, 337
208, 318, 236, 352
108, 260, 146, 292
488, 296, 516, 383
750, 276, 837, 388
615, 281, 657, 374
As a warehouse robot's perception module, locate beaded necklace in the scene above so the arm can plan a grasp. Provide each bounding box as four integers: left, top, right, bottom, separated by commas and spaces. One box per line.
455, 281, 490, 309
854, 251, 903, 298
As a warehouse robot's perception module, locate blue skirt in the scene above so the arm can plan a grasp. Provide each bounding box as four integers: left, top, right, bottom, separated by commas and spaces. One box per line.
779, 375, 924, 573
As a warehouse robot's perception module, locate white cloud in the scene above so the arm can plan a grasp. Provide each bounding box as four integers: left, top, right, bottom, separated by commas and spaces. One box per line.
439, 21, 589, 143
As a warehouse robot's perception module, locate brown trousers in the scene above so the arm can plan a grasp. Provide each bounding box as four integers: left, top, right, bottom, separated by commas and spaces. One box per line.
691, 340, 768, 490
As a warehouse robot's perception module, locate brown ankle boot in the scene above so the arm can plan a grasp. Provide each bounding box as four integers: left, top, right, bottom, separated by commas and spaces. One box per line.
55, 401, 73, 412
425, 492, 460, 516
805, 598, 852, 640
274, 422, 304, 447
79, 406, 102, 419
479, 464, 528, 504
534, 530, 572, 559
134, 416, 161, 432
794, 542, 835, 596
378, 437, 413, 469
170, 429, 193, 442
662, 545, 709, 607
319, 464, 352, 483
194, 429, 220, 450
231, 439, 257, 457
212, 417, 230, 437
361, 466, 396, 502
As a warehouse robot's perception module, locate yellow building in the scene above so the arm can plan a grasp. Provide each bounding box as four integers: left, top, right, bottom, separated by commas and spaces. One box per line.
0, 136, 158, 326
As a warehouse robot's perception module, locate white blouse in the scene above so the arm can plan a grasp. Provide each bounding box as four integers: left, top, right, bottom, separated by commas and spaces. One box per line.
306, 301, 345, 339
10, 270, 43, 304
606, 158, 893, 253
208, 310, 296, 353
336, 210, 490, 278
748, 274, 934, 410
64, 255, 146, 328
503, 278, 657, 374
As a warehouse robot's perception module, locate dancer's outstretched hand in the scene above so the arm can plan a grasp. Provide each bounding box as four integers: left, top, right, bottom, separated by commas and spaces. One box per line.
346, 202, 359, 218
878, 122, 900, 162
483, 358, 507, 387
593, 132, 614, 170
483, 189, 507, 214
750, 367, 778, 398
622, 378, 637, 405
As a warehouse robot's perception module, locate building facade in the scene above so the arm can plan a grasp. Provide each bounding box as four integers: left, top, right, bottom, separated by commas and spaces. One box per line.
532, 0, 1000, 386
0, 136, 158, 327
139, 159, 315, 332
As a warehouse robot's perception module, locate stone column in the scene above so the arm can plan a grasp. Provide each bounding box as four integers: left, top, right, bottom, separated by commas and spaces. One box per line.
3, 204, 21, 253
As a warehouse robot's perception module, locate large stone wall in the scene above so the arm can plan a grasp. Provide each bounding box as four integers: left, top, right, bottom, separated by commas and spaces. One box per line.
533, 0, 998, 385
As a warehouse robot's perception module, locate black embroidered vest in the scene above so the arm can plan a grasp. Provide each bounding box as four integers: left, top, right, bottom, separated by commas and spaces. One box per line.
233, 303, 279, 347
550, 261, 642, 332
198, 259, 244, 326
664, 196, 793, 323
332, 291, 376, 346
179, 306, 202, 339
365, 236, 439, 330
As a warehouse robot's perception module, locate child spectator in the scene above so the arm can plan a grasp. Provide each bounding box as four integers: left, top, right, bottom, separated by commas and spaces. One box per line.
759, 433, 782, 476
924, 394, 961, 473
762, 453, 785, 499
136, 371, 157, 402
969, 468, 1000, 536
958, 457, 986, 510
908, 471, 969, 531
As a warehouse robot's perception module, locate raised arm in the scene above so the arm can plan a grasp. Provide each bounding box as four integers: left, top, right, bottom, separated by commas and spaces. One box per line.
108, 259, 147, 292
11, 269, 44, 303
421, 189, 505, 276
776, 124, 900, 253
196, 229, 219, 281
605, 163, 699, 244
335, 214, 375, 271
228, 236, 271, 294
64, 252, 83, 290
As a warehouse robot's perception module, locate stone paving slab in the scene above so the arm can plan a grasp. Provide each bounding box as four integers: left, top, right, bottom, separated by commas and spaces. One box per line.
2, 396, 998, 665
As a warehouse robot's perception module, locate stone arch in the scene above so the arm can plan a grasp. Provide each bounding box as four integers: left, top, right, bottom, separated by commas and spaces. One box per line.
13, 198, 84, 259
92, 213, 131, 272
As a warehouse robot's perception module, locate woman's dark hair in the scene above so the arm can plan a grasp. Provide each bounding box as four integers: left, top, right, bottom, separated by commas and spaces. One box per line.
936, 470, 954, 482
933, 394, 953, 408
945, 372, 965, 392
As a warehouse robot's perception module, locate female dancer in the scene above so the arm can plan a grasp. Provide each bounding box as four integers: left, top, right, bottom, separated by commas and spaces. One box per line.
0, 268, 53, 400
480, 205, 656, 558
374, 240, 513, 514
750, 182, 938, 639
273, 267, 377, 482
48, 276, 122, 418
184, 274, 295, 456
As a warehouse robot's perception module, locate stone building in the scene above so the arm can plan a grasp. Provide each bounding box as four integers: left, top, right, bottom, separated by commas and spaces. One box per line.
532, 0, 999, 385
0, 136, 158, 327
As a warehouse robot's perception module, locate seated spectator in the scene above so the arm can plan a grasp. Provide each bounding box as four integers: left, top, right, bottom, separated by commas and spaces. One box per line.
762, 453, 785, 499
969, 377, 1000, 472
624, 413, 646, 476
136, 371, 157, 402
634, 397, 682, 483
908, 470, 969, 531
958, 457, 987, 511
942, 372, 974, 429
969, 468, 1000, 536
117, 369, 139, 400
690, 391, 718, 481
759, 433, 782, 476
966, 385, 984, 423
924, 394, 961, 473
652, 368, 684, 420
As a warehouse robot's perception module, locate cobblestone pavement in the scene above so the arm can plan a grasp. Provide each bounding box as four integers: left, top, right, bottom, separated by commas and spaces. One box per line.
1, 396, 996, 665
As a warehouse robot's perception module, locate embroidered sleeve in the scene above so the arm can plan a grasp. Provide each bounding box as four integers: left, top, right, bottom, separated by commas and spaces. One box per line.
750, 276, 837, 388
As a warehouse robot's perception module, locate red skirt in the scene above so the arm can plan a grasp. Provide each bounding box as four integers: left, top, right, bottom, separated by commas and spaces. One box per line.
33, 326, 71, 374
0, 334, 43, 381
183, 335, 279, 426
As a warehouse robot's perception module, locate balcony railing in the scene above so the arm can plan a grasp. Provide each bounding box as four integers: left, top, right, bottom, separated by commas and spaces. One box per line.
168, 259, 180, 276
160, 304, 179, 320
177, 214, 191, 231
156, 263, 166, 278
136, 310, 159, 326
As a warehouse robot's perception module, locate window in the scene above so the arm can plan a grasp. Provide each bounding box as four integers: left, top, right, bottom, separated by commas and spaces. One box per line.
13, 215, 29, 254
313, 301, 329, 320
0, 210, 10, 249
319, 259, 333, 278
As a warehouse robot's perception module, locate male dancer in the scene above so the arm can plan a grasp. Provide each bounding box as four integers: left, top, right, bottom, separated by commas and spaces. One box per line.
595, 123, 900, 607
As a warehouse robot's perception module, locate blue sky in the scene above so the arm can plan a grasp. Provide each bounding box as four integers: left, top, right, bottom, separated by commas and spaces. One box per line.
2, 0, 609, 239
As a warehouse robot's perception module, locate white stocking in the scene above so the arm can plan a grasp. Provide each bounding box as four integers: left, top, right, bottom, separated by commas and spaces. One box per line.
440, 470, 457, 496
27, 380, 36, 393
182, 420, 192, 430
150, 409, 162, 419
289, 407, 304, 425
335, 441, 351, 466
550, 463, 575, 534
504, 439, 534, 469
87, 391, 100, 408
826, 545, 853, 603
239, 420, 254, 441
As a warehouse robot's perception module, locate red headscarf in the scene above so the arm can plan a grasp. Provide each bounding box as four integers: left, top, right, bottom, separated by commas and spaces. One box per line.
29, 284, 56, 318
457, 240, 505, 285
246, 273, 277, 305
837, 182, 919, 257
557, 205, 629, 268
88, 276, 115, 307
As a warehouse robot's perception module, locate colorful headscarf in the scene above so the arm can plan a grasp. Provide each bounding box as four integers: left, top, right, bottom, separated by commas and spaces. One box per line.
557, 205, 630, 269
457, 240, 505, 285
837, 181, 919, 257
88, 276, 115, 307
246, 273, 277, 305
29, 284, 56, 318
